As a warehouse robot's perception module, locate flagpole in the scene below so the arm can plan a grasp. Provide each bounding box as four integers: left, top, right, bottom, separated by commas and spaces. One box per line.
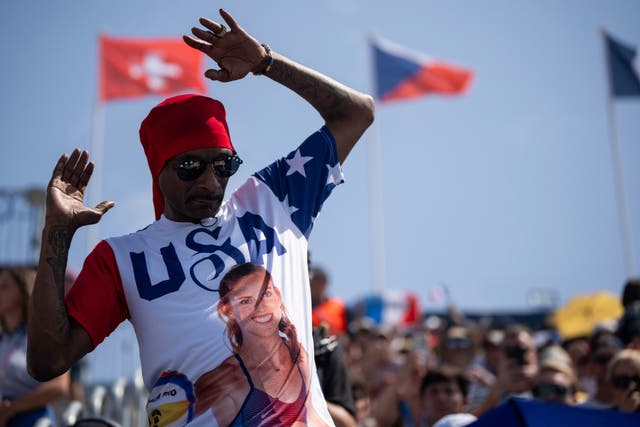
366, 33, 386, 294
86, 30, 105, 253
600, 27, 634, 277
87, 32, 106, 254
367, 121, 386, 294
87, 101, 105, 254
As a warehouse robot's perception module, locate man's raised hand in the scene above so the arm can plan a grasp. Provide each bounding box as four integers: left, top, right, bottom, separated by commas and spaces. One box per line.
47, 149, 114, 229
183, 9, 267, 82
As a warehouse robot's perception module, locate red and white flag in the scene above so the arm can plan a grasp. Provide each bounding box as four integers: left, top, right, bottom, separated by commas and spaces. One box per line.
99, 35, 206, 101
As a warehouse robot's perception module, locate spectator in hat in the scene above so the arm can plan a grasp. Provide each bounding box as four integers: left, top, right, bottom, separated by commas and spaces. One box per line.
532, 345, 578, 405
607, 349, 640, 413
360, 325, 402, 400
438, 326, 477, 372
578, 330, 624, 409
472, 324, 538, 417
344, 317, 377, 380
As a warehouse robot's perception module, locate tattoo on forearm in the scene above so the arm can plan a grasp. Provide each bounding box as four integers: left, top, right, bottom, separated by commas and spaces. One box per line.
45, 225, 71, 291
53, 298, 70, 338
272, 60, 348, 121
42, 225, 73, 338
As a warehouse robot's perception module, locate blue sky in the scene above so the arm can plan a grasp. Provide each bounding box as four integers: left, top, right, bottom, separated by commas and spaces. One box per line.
2, 0, 639, 315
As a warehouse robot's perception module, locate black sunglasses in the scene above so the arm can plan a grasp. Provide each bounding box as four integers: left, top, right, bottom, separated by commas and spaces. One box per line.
532, 383, 571, 400
173, 155, 243, 181
611, 374, 640, 390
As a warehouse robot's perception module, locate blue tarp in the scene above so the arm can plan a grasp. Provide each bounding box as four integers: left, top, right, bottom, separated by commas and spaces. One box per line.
469, 398, 640, 426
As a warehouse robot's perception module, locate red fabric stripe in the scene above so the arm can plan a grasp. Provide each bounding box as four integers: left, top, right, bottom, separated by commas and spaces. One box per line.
65, 240, 129, 348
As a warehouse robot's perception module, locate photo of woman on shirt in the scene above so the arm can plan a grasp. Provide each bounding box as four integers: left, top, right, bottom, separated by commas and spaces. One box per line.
194, 263, 329, 426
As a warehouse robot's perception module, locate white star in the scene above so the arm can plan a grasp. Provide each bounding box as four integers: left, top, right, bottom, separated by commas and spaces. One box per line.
285, 150, 313, 177
325, 163, 344, 186
282, 195, 299, 216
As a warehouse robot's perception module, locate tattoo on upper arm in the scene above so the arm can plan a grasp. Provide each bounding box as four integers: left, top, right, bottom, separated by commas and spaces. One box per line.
45, 225, 71, 291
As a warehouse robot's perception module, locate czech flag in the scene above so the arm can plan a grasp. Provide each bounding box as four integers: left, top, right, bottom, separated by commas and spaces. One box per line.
370, 35, 473, 103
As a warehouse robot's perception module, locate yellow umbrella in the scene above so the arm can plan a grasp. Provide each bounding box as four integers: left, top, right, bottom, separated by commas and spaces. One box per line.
552, 291, 623, 340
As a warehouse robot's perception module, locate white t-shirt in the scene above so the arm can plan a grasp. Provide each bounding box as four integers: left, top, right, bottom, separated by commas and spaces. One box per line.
66, 127, 343, 426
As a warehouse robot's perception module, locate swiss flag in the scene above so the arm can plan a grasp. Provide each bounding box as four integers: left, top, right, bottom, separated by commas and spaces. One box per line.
99, 35, 206, 101
370, 35, 473, 103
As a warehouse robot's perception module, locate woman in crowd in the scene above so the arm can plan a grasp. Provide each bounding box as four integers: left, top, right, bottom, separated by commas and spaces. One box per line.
0, 267, 69, 426
608, 349, 640, 413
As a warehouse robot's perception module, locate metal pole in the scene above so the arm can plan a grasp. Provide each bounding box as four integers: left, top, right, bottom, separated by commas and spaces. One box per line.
601, 28, 634, 276
366, 33, 386, 293
87, 101, 105, 253
367, 121, 386, 294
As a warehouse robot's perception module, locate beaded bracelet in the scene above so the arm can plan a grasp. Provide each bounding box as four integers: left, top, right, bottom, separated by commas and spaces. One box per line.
252, 44, 273, 76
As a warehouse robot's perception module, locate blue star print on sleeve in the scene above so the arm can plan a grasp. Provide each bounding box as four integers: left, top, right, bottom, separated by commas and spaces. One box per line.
253, 126, 344, 238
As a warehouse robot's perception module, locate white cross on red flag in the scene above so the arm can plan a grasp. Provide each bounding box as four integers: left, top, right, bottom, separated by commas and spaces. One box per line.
99, 35, 206, 101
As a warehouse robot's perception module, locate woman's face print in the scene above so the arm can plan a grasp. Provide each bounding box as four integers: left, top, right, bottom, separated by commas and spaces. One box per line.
226, 271, 283, 339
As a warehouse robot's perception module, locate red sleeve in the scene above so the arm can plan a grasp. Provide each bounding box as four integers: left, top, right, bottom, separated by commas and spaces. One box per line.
65, 240, 130, 349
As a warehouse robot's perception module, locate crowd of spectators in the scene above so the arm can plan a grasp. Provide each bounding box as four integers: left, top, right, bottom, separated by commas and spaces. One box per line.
311, 271, 640, 427
3, 262, 640, 426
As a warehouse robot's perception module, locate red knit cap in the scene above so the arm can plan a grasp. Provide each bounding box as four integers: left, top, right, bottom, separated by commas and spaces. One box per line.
139, 94, 236, 220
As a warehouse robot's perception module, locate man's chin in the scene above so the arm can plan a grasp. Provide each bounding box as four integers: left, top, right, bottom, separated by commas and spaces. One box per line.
190, 204, 221, 221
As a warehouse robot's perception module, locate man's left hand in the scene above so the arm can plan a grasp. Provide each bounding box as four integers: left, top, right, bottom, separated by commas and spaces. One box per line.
183, 9, 267, 82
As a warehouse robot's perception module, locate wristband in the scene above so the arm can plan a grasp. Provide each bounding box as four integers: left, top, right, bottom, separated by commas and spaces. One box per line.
252, 44, 273, 76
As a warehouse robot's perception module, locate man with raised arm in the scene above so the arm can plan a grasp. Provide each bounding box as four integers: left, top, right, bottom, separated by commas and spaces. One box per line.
28, 7, 373, 426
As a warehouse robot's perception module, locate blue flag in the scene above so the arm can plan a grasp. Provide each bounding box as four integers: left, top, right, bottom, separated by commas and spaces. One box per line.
605, 32, 640, 97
